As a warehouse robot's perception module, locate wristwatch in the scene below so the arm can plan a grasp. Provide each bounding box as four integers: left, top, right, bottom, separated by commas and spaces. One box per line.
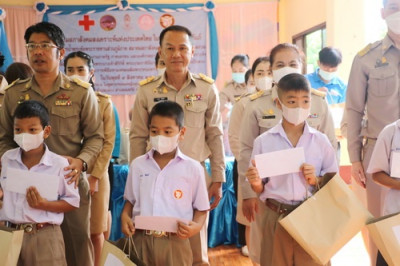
81, 160, 88, 172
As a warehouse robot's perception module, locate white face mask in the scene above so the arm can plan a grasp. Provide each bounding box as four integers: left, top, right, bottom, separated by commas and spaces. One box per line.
150, 133, 180, 155
157, 68, 166, 76
273, 67, 301, 83
279, 100, 310, 126
14, 131, 45, 152
232, 72, 245, 84
255, 76, 273, 91
319, 69, 337, 81
386, 11, 400, 34
247, 85, 257, 94
69, 74, 89, 83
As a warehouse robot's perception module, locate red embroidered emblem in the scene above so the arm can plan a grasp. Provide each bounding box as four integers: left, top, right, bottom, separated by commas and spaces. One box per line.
174, 190, 183, 199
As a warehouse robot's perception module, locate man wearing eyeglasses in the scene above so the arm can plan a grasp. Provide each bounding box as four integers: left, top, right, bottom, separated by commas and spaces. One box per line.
0, 22, 103, 266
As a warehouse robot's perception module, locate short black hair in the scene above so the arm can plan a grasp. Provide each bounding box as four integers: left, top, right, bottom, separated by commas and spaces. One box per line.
24, 22, 65, 49
319, 47, 342, 67
155, 52, 160, 67
13, 100, 50, 128
231, 54, 249, 68
5, 62, 33, 84
149, 101, 184, 129
245, 69, 252, 84
159, 25, 192, 46
277, 73, 310, 99
64, 51, 94, 71
251, 56, 269, 76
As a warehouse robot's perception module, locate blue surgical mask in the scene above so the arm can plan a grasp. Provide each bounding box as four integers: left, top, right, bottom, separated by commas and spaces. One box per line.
232, 73, 245, 84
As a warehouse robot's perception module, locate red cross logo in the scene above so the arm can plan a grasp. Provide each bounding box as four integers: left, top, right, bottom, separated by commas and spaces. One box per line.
79, 15, 95, 31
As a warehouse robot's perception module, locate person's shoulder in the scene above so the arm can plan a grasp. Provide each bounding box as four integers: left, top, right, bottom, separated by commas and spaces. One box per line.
4, 78, 30, 92
69, 77, 91, 90
249, 89, 270, 102
2, 147, 20, 160
193, 73, 215, 85
139, 75, 161, 87
357, 40, 381, 58
310, 88, 326, 99
46, 149, 69, 165
379, 120, 399, 139
130, 153, 149, 168
95, 91, 112, 104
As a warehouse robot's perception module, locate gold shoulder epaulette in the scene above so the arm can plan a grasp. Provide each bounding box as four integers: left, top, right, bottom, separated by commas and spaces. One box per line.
358, 41, 380, 57
95, 91, 111, 98
139, 76, 156, 86
235, 92, 250, 102
4, 79, 21, 91
72, 77, 91, 89
311, 88, 326, 98
198, 73, 214, 84
249, 90, 264, 101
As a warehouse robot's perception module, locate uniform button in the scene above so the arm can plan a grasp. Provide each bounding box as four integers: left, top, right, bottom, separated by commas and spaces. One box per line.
66, 84, 70, 88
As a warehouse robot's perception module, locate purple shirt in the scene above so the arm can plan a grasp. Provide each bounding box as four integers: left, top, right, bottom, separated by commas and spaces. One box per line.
124, 148, 210, 222
0, 146, 80, 224
251, 122, 338, 205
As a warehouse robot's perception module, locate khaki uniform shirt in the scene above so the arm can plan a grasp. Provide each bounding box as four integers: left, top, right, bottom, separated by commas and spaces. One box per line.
219, 80, 247, 111
0, 72, 104, 169
346, 35, 400, 163
88, 91, 116, 179
239, 86, 337, 199
228, 92, 252, 159
129, 72, 225, 182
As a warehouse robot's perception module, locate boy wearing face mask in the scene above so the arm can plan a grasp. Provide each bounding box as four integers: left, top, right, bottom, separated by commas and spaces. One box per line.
305, 47, 346, 105
121, 101, 209, 266
0, 100, 80, 266
246, 74, 338, 266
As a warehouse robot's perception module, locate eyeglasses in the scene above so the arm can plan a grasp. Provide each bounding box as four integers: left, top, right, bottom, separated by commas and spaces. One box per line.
25, 43, 59, 52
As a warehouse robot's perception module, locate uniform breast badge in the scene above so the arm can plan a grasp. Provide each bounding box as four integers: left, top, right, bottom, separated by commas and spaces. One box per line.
309, 113, 318, 118
262, 109, 275, 119
18, 94, 30, 104
55, 93, 72, 106
184, 94, 202, 106
375, 57, 388, 68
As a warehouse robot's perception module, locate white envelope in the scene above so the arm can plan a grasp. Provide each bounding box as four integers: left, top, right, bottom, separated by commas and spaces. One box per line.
135, 216, 189, 233
5, 168, 60, 201
391, 152, 400, 178
254, 147, 305, 178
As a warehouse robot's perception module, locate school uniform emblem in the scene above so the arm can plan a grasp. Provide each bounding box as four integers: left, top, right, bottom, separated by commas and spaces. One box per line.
174, 190, 183, 199
309, 113, 318, 118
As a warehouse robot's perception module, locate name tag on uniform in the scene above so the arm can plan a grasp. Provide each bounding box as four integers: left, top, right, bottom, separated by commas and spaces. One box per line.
154, 97, 168, 102
262, 115, 276, 119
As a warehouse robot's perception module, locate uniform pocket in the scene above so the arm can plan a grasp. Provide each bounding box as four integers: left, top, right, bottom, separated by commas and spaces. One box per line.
368, 67, 397, 97
258, 117, 278, 132
51, 107, 80, 135
184, 101, 207, 128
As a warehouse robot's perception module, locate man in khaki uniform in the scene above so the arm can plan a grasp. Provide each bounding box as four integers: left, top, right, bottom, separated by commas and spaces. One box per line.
238, 86, 336, 263
0, 22, 103, 266
346, 0, 400, 262
130, 25, 225, 266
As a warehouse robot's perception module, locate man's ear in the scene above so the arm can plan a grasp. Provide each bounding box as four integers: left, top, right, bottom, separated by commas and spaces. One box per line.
178, 126, 186, 141
275, 98, 283, 111
43, 125, 52, 139
59, 48, 65, 60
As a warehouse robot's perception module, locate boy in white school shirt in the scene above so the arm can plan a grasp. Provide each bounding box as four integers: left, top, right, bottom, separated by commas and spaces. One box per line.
367, 119, 400, 266
121, 101, 210, 266
0, 100, 80, 266
246, 73, 338, 266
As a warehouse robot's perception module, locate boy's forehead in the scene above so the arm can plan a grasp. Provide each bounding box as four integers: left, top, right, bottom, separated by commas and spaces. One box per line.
150, 115, 179, 127
14, 116, 42, 125
282, 90, 310, 98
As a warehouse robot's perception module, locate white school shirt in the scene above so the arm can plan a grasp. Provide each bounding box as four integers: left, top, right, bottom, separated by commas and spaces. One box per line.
0, 146, 80, 224
367, 120, 400, 215
124, 148, 210, 222
252, 122, 338, 205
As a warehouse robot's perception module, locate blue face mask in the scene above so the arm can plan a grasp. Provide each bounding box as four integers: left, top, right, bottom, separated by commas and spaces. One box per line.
232, 72, 245, 84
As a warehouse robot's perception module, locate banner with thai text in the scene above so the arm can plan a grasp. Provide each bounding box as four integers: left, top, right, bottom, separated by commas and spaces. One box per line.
48, 9, 208, 95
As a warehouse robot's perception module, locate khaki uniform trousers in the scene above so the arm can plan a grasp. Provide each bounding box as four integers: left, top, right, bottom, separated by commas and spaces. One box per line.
260, 202, 330, 266
18, 225, 66, 266
61, 175, 94, 266
133, 230, 193, 266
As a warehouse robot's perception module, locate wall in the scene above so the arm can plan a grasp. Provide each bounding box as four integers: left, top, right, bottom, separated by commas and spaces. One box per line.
278, 0, 327, 43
